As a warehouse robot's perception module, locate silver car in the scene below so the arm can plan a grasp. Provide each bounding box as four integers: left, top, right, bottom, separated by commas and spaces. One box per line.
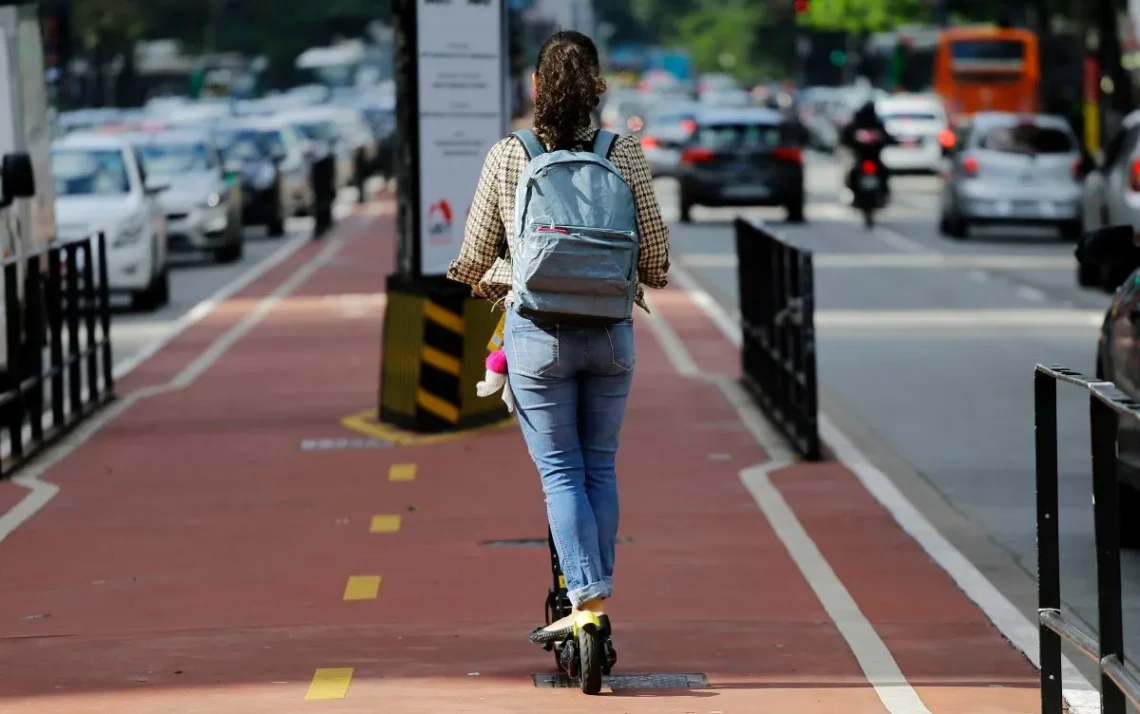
124, 128, 244, 262
939, 112, 1083, 240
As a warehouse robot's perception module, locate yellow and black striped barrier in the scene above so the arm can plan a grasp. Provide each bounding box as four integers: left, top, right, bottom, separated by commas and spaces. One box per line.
379, 275, 509, 432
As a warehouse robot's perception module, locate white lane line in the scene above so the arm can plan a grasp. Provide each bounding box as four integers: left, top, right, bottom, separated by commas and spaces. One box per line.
680, 252, 1078, 269
666, 260, 1100, 714
0, 233, 349, 546
112, 231, 310, 380
1015, 285, 1048, 302
644, 287, 932, 713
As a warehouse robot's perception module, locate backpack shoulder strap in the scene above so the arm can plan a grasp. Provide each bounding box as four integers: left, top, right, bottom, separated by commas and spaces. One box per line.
512, 130, 546, 160
591, 130, 617, 159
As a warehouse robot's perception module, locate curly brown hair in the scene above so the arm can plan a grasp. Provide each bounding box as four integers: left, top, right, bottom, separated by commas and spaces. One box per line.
533, 31, 606, 149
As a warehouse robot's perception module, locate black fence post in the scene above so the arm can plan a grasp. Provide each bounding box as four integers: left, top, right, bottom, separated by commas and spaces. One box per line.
47, 249, 64, 429
25, 256, 44, 444
3, 261, 23, 463
735, 218, 820, 460
1034, 369, 1062, 714
81, 239, 98, 408
64, 244, 80, 418
800, 252, 820, 459
96, 233, 113, 395
1090, 388, 1126, 714
1034, 365, 1140, 712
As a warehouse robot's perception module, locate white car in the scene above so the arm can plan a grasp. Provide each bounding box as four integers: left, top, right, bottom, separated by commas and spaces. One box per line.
121, 128, 244, 263
876, 94, 951, 173
280, 107, 373, 191
51, 132, 170, 310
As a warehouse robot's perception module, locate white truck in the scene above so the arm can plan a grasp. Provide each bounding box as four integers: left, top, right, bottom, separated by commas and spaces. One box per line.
0, 0, 59, 390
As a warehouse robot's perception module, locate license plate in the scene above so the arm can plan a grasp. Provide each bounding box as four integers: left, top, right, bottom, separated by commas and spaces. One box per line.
900, 138, 919, 147
722, 185, 770, 198
1039, 201, 1056, 217
995, 200, 1012, 215
858, 175, 879, 190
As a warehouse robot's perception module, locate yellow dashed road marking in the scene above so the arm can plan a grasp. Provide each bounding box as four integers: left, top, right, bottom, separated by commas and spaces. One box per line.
389, 463, 416, 481
370, 514, 401, 533
343, 575, 382, 600
306, 668, 354, 699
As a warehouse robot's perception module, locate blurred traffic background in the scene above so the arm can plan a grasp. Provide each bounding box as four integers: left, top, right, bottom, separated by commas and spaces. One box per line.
35, 0, 1140, 663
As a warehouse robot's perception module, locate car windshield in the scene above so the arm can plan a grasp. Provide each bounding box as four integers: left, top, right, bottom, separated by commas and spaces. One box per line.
295, 121, 338, 141
214, 129, 268, 161
979, 123, 1073, 153
136, 141, 215, 174
51, 149, 131, 196
697, 122, 788, 149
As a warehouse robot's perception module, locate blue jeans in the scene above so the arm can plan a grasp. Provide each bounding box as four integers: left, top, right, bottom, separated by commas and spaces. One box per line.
505, 306, 635, 607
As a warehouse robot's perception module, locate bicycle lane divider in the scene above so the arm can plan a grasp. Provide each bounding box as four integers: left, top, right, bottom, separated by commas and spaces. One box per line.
661, 262, 1095, 712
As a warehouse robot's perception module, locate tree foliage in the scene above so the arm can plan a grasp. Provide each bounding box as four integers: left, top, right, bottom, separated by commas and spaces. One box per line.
796, 0, 928, 33
671, 2, 768, 82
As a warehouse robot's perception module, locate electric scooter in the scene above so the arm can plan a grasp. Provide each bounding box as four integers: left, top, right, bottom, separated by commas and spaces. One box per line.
848, 128, 890, 229
542, 528, 617, 694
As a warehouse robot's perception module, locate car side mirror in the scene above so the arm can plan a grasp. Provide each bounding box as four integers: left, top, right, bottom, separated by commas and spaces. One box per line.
0, 152, 34, 206
1077, 224, 1140, 270
144, 179, 170, 194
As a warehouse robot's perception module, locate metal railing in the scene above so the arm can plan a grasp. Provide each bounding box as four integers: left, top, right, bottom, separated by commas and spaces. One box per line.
1035, 363, 1140, 713
0, 233, 114, 477
735, 217, 821, 460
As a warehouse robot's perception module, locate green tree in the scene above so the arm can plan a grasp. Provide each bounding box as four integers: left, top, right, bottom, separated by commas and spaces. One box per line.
671, 1, 770, 83
797, 0, 926, 32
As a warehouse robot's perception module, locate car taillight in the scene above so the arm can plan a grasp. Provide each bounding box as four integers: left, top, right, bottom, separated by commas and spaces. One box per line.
861, 159, 877, 175
641, 135, 659, 149
681, 147, 715, 164
1131, 159, 1140, 191
773, 147, 802, 163
938, 129, 955, 149
962, 155, 979, 175
1073, 158, 1082, 179
680, 119, 696, 134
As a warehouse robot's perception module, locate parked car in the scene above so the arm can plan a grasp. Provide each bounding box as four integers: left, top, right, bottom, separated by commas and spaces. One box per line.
279, 111, 353, 191
1078, 109, 1140, 289
938, 112, 1083, 240
675, 107, 806, 223
119, 127, 244, 262
1076, 223, 1140, 546
211, 122, 288, 236
51, 132, 170, 310
876, 93, 951, 173
280, 106, 374, 197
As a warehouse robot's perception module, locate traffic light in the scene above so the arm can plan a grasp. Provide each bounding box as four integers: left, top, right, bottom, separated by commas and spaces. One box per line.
794, 0, 810, 13
830, 50, 847, 66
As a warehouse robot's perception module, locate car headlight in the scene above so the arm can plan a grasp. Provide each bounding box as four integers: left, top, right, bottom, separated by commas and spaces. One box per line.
112, 215, 146, 246
205, 192, 222, 208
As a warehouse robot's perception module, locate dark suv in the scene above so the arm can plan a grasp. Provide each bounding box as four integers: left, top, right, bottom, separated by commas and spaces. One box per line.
676, 107, 806, 223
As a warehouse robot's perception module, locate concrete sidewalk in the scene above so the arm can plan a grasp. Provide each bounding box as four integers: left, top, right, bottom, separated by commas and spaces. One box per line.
0, 197, 1037, 712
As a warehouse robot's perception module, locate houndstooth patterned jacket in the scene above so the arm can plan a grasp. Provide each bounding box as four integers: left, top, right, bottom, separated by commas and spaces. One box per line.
446, 124, 671, 312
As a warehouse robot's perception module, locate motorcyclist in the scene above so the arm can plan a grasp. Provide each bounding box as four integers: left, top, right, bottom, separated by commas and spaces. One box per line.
840, 100, 896, 199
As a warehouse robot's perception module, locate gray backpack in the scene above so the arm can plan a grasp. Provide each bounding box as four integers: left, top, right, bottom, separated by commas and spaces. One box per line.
510, 129, 639, 322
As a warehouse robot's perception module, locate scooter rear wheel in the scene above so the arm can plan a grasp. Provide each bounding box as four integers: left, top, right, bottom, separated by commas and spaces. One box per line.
578, 624, 603, 694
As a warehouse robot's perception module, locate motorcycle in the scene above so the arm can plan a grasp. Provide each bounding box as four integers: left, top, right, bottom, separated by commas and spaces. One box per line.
847, 128, 889, 229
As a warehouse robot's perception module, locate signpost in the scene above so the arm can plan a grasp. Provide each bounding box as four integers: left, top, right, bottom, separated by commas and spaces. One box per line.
380, 0, 510, 433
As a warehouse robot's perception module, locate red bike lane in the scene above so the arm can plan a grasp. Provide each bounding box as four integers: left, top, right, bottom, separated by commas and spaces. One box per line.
0, 200, 1037, 712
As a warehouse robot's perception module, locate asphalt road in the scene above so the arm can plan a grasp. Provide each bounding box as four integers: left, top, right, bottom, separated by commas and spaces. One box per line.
657, 154, 1140, 658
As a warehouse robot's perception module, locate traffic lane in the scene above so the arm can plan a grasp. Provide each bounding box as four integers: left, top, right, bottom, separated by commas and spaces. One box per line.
108, 219, 312, 371
658, 172, 1133, 653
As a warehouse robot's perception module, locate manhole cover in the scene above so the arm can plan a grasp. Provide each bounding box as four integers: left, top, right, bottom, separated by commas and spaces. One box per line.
532, 672, 707, 690
300, 438, 392, 451
481, 536, 634, 547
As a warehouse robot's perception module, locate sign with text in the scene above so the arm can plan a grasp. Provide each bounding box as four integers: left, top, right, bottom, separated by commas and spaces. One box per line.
416, 0, 506, 276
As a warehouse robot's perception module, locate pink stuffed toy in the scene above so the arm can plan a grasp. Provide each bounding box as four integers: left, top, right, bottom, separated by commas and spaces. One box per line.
476, 348, 514, 412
